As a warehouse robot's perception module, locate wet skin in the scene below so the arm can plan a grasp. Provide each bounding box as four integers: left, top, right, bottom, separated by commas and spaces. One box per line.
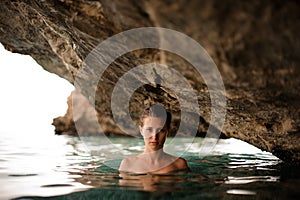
119, 117, 189, 174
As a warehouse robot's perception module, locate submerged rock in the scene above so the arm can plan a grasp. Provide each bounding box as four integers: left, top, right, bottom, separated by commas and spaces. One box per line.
0, 0, 299, 162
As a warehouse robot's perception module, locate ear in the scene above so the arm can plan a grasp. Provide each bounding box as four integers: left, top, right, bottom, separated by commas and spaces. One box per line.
139, 125, 143, 135
166, 129, 170, 137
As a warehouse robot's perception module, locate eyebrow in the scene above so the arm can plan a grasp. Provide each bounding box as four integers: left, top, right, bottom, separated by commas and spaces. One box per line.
143, 125, 164, 128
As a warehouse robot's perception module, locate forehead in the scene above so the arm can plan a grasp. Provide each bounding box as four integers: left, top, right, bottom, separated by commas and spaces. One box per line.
142, 117, 166, 127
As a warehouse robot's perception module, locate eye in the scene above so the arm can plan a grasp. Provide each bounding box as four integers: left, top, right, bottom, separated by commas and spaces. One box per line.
143, 128, 153, 133
155, 129, 162, 134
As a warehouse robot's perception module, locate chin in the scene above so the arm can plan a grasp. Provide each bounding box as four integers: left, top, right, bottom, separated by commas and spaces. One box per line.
151, 146, 163, 151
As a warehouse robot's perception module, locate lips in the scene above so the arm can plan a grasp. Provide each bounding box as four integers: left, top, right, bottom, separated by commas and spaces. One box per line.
150, 141, 158, 145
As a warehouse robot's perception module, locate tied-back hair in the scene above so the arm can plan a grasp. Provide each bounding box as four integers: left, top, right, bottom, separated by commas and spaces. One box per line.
139, 104, 172, 130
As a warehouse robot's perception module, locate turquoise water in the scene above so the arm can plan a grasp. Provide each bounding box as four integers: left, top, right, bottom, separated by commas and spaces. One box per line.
1, 134, 299, 200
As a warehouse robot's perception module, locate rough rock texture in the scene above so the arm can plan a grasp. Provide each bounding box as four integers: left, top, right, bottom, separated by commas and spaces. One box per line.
0, 0, 299, 162
52, 90, 128, 136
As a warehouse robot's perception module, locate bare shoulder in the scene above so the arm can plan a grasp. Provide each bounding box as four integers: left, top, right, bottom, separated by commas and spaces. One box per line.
119, 156, 138, 172
174, 157, 189, 171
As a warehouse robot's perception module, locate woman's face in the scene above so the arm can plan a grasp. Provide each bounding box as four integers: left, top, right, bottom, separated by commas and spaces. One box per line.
140, 117, 168, 151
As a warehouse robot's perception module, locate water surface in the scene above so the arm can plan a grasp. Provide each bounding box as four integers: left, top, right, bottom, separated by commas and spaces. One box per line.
1, 134, 299, 199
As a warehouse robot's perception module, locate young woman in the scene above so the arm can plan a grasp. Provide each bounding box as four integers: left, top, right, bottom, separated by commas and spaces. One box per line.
119, 105, 189, 174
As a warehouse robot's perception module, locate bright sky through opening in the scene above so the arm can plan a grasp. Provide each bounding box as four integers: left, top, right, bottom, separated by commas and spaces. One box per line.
0, 44, 74, 137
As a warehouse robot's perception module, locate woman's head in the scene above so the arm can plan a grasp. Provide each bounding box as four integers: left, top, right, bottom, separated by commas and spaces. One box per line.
139, 105, 171, 151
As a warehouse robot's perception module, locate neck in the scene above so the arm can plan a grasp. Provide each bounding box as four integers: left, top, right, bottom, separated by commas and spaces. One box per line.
143, 148, 165, 162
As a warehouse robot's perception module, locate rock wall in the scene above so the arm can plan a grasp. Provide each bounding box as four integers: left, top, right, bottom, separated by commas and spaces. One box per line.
0, 0, 299, 162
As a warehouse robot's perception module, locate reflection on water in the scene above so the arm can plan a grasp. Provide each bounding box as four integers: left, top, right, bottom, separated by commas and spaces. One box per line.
1, 134, 300, 199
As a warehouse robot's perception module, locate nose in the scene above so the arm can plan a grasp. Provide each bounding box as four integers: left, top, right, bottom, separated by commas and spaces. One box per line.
151, 132, 158, 140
